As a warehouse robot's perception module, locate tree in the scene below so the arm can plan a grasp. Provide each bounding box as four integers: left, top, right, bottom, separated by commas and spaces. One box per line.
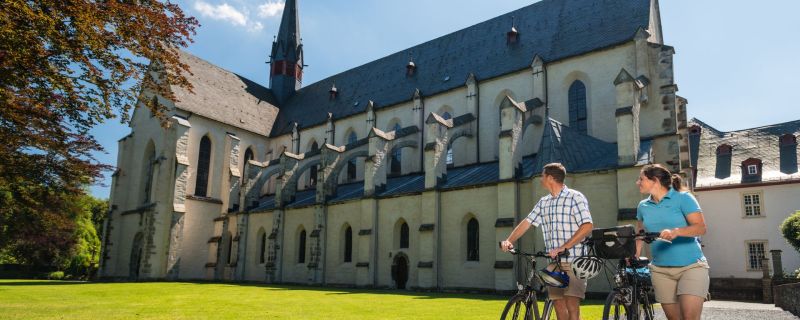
0, 1, 197, 265
781, 211, 800, 254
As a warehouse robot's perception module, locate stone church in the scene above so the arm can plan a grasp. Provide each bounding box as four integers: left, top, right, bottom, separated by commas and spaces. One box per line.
100, 0, 691, 292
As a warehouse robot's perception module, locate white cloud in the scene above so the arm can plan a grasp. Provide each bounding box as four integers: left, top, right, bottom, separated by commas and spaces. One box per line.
194, 1, 248, 26
249, 22, 264, 32
257, 1, 285, 18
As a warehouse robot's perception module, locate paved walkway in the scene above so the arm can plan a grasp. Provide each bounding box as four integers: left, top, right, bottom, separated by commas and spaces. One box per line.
652, 300, 798, 319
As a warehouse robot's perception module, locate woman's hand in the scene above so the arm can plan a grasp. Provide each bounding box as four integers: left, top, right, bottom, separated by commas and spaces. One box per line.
659, 228, 680, 241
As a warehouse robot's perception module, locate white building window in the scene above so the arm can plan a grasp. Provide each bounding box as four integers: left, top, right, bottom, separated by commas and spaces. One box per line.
746, 241, 767, 271
747, 164, 758, 175
742, 192, 763, 217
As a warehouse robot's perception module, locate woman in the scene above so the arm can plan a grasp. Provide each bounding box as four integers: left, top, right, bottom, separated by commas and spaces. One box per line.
635, 164, 708, 320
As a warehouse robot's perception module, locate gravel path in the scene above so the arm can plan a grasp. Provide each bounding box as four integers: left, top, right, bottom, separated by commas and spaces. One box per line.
650, 300, 798, 319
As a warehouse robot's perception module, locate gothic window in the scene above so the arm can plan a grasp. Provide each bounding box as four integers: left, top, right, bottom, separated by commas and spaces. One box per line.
195, 136, 212, 197
442, 112, 454, 166
400, 222, 409, 249
142, 142, 156, 204
226, 233, 234, 265
780, 134, 798, 174
298, 229, 307, 263
259, 231, 267, 264
715, 144, 732, 179
467, 218, 479, 261
347, 132, 358, 181
344, 226, 353, 263
391, 123, 402, 174
568, 80, 588, 135
309, 141, 319, 187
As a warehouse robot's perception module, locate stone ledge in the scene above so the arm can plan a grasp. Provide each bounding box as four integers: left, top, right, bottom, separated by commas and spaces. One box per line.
495, 218, 515, 228
494, 261, 514, 269
355, 262, 369, 268
187, 195, 224, 204
418, 224, 435, 232
417, 261, 433, 268
358, 229, 372, 236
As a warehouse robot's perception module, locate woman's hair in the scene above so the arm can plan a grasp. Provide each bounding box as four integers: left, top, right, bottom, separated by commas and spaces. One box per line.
641, 164, 685, 191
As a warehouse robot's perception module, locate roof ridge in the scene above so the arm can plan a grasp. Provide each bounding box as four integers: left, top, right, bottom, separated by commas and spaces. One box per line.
692, 117, 800, 135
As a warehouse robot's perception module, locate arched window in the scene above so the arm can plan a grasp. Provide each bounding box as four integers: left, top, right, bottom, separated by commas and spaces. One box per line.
347, 132, 358, 181
195, 136, 212, 197
259, 231, 267, 264
467, 218, 479, 261
142, 142, 156, 204
298, 229, 306, 263
309, 141, 319, 187
391, 123, 402, 174
442, 112, 453, 166
400, 222, 409, 249
568, 81, 588, 135
244, 147, 254, 168
226, 233, 234, 265
344, 226, 353, 263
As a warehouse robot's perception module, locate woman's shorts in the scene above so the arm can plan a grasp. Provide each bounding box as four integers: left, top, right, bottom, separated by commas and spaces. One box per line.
649, 260, 710, 304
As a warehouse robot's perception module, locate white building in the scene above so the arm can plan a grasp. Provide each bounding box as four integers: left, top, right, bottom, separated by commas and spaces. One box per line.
690, 119, 800, 281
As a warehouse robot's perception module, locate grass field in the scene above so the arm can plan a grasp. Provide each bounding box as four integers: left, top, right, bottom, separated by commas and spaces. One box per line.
0, 280, 607, 319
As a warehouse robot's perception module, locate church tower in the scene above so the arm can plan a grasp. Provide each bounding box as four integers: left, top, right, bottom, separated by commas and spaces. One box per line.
269, 0, 304, 104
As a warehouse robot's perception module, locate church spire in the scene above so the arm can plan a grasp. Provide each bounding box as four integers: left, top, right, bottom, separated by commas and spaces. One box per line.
269, 0, 304, 104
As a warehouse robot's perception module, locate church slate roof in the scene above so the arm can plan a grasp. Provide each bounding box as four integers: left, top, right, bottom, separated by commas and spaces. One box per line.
270, 0, 652, 136
532, 118, 618, 175
171, 50, 280, 137
691, 118, 800, 189
378, 174, 425, 197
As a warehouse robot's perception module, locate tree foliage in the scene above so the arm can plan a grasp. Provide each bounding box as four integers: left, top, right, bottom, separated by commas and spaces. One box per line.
781, 211, 800, 254
0, 0, 197, 267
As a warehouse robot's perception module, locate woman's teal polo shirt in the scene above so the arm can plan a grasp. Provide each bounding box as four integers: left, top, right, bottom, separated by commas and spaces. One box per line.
637, 188, 706, 267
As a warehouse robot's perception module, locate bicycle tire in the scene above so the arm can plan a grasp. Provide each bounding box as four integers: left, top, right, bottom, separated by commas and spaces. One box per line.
540, 299, 557, 320
500, 294, 533, 320
639, 290, 655, 320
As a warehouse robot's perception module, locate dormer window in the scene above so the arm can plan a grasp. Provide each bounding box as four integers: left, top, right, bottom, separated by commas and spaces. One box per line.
506, 27, 519, 44
741, 158, 762, 183
715, 144, 732, 179
779, 134, 798, 174
406, 61, 416, 77
329, 83, 338, 100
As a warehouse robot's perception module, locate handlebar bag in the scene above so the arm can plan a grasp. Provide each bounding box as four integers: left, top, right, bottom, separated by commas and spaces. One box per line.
592, 224, 636, 259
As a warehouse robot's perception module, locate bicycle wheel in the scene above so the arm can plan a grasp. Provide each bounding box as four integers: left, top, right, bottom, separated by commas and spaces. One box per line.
540, 299, 557, 320
639, 290, 655, 320
500, 294, 533, 320
602, 291, 631, 320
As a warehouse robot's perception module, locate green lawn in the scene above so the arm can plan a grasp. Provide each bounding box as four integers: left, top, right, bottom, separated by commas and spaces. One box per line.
0, 280, 606, 319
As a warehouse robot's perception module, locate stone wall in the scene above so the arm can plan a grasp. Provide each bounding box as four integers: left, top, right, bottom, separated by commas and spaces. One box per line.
710, 278, 763, 301
774, 282, 800, 317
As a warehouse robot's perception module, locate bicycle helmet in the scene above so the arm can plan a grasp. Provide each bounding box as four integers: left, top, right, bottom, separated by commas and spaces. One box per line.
571, 256, 603, 280
538, 264, 570, 288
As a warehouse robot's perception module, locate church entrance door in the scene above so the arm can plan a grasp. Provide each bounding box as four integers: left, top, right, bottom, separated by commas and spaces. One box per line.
391, 254, 409, 289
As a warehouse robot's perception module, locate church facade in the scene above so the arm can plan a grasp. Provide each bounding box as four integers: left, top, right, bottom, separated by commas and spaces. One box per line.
100, 0, 691, 292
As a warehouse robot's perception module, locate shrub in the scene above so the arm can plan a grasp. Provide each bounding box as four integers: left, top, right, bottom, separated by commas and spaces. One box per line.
781, 211, 800, 253
47, 271, 64, 280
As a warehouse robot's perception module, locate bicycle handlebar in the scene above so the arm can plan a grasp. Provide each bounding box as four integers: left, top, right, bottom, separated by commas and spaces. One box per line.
583, 230, 671, 244
498, 241, 569, 258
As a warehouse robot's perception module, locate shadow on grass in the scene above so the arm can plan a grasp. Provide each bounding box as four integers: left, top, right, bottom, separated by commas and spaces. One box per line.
0, 280, 91, 286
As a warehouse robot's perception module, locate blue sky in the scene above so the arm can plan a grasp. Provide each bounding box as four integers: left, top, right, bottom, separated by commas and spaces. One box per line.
88, 0, 800, 199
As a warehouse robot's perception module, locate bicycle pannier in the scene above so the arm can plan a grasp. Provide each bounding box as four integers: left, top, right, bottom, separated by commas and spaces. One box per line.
591, 225, 636, 259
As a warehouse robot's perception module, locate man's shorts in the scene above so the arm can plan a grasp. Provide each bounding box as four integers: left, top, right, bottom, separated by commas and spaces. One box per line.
546, 262, 587, 300
650, 260, 710, 304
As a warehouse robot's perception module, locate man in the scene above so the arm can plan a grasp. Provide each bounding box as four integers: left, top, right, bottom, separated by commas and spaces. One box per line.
501, 163, 594, 320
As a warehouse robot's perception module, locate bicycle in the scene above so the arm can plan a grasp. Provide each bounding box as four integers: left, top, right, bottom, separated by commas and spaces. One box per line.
499, 245, 569, 320
582, 228, 667, 320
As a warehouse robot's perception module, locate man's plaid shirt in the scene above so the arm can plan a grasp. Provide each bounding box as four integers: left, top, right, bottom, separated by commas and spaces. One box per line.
525, 185, 593, 262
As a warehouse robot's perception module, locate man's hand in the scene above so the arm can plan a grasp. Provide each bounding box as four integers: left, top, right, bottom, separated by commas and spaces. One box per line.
659, 228, 679, 241
548, 246, 567, 259
500, 240, 514, 252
